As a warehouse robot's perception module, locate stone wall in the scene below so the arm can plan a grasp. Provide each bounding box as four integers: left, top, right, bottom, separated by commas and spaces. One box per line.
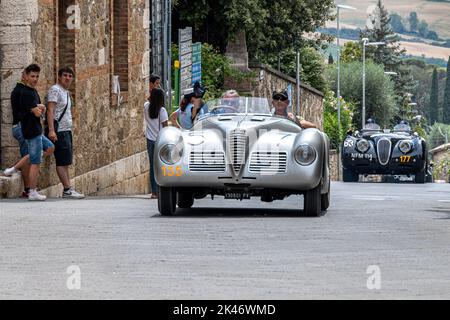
430, 143, 450, 182
0, 0, 151, 198
430, 143, 450, 163
224, 63, 324, 131
249, 63, 324, 131
0, 0, 37, 168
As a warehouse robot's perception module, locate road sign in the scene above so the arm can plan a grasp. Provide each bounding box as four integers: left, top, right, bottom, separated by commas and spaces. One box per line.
179, 27, 193, 92
191, 42, 202, 85
192, 42, 201, 53
180, 52, 192, 68
192, 64, 201, 74
179, 27, 192, 43
192, 74, 201, 84
180, 41, 192, 56
180, 65, 192, 82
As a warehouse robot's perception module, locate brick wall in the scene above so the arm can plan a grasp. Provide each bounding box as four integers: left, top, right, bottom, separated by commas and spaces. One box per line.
1, 0, 151, 197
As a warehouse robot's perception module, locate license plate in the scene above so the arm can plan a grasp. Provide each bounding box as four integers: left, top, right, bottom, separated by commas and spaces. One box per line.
225, 192, 250, 199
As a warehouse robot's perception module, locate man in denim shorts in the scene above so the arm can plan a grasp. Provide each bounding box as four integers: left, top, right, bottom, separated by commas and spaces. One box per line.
5, 64, 54, 201
6, 72, 31, 197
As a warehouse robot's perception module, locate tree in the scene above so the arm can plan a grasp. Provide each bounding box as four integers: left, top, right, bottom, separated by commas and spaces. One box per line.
430, 68, 439, 124
418, 20, 429, 38
323, 90, 354, 149
172, 0, 335, 60
362, 0, 416, 118
389, 13, 404, 33
340, 41, 362, 63
262, 46, 327, 92
427, 30, 439, 41
325, 61, 397, 128
409, 12, 418, 32
428, 123, 450, 149
443, 57, 450, 124
328, 53, 334, 65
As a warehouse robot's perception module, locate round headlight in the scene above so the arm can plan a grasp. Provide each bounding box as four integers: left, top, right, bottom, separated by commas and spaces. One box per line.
356, 139, 370, 153
159, 143, 183, 164
399, 140, 412, 154
294, 145, 316, 166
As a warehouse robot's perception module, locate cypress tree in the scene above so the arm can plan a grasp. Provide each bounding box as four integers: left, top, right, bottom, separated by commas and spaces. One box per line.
362, 0, 415, 118
443, 57, 450, 124
328, 53, 334, 65
430, 68, 439, 125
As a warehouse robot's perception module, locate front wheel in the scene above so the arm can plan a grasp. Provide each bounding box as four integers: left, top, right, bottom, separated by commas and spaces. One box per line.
158, 186, 176, 216
343, 168, 359, 182
415, 170, 425, 184
303, 184, 322, 217
321, 181, 330, 211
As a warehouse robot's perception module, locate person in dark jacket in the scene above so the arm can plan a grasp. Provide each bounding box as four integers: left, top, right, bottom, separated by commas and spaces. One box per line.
4, 64, 54, 201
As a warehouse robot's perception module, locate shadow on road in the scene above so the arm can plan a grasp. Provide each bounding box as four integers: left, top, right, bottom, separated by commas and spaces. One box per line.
152, 207, 328, 218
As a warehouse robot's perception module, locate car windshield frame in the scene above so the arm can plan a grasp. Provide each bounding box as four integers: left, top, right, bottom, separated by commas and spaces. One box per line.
362, 123, 381, 131
198, 97, 273, 120
393, 124, 412, 132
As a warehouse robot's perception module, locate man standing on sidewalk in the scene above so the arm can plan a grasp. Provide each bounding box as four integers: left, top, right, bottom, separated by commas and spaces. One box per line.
46, 67, 84, 199
8, 71, 31, 197
13, 64, 54, 201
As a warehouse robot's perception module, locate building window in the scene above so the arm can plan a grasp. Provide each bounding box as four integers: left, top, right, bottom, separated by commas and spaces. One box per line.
58, 0, 76, 72
113, 0, 129, 93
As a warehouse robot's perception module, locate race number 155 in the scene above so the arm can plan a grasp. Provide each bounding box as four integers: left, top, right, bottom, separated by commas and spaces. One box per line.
162, 166, 183, 177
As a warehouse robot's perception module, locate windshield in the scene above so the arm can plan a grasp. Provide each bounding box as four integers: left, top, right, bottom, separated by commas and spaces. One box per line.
393, 124, 411, 132
200, 97, 272, 117
363, 123, 381, 130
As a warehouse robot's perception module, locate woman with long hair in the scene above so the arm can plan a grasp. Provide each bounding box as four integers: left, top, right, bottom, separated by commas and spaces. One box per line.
144, 88, 169, 198
169, 93, 194, 129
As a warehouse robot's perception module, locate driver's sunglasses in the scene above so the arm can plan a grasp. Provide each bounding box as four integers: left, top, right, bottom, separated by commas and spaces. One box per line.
275, 97, 288, 102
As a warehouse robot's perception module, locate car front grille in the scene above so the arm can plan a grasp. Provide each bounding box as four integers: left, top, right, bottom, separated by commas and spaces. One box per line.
228, 129, 247, 175
189, 151, 226, 172
249, 152, 287, 174
377, 138, 392, 165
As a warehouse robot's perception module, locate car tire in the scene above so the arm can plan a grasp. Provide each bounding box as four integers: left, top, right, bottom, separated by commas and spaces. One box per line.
415, 170, 426, 184
303, 184, 322, 217
321, 181, 330, 211
177, 191, 194, 208
343, 168, 359, 182
158, 186, 176, 216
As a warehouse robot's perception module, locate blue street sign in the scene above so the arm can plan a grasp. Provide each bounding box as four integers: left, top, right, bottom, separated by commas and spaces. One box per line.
192, 74, 201, 84
192, 63, 202, 74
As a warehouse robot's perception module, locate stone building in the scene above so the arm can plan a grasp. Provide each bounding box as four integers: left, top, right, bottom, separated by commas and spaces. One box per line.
0, 0, 154, 197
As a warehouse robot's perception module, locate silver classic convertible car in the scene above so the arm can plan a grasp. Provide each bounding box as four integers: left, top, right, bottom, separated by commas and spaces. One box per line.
155, 97, 331, 216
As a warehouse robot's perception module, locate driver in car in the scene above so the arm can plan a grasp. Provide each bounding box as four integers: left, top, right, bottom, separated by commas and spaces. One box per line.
271, 90, 316, 129
364, 117, 379, 130
215, 89, 239, 114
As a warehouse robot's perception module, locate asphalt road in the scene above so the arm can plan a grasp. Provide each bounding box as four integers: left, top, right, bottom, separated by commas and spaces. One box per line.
1, 182, 449, 299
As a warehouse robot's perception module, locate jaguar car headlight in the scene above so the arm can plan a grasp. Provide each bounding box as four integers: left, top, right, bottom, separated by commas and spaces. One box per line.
159, 143, 183, 164
294, 145, 316, 166
356, 139, 370, 153
399, 140, 413, 154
